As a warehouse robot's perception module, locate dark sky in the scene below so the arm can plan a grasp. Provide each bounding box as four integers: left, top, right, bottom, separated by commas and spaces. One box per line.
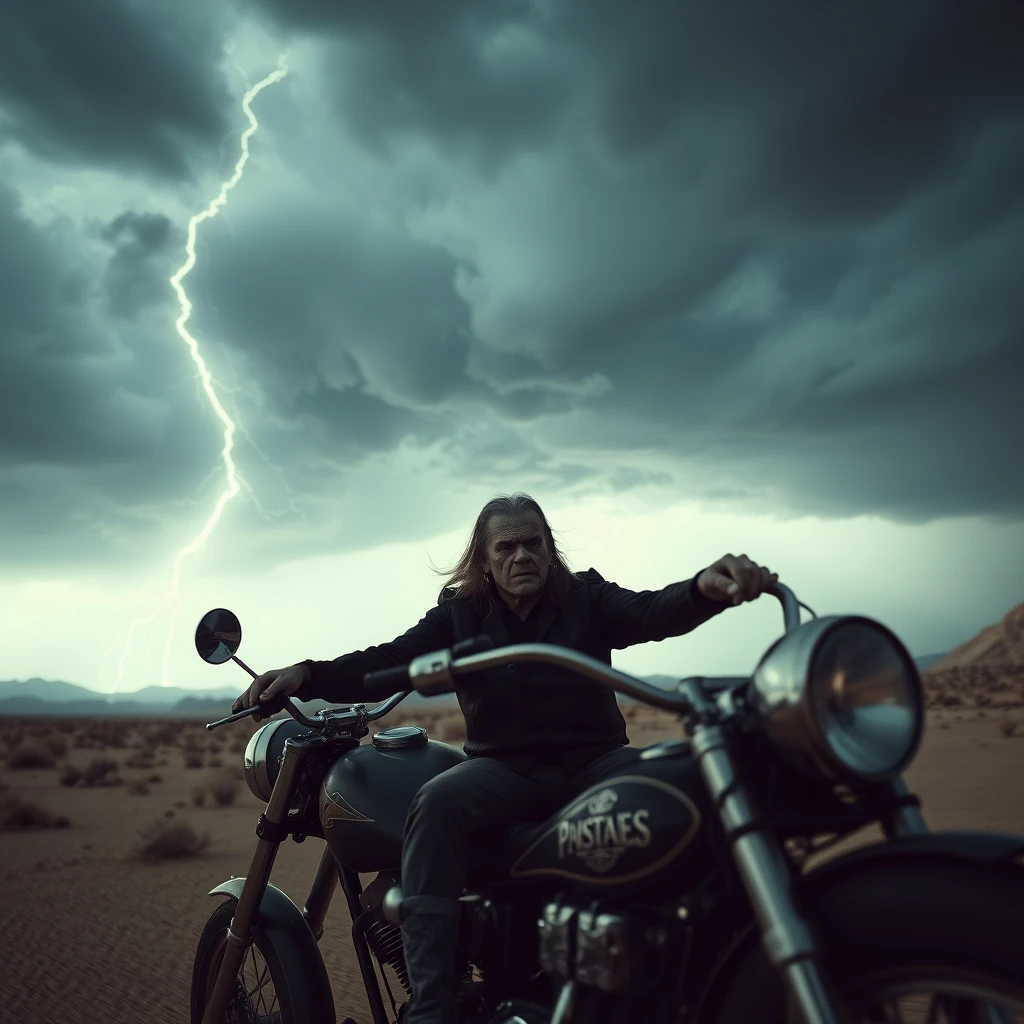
1, 0, 1022, 689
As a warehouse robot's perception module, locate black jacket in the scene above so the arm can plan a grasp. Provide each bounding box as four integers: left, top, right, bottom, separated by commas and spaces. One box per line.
297, 569, 729, 767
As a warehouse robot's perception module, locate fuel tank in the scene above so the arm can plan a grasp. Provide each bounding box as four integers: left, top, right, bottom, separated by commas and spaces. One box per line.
507, 741, 716, 896
320, 726, 466, 872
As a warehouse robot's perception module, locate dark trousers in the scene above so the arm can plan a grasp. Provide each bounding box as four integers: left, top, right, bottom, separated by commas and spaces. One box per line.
401, 745, 641, 900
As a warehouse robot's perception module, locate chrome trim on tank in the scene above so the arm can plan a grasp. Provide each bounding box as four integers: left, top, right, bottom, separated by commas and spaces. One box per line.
320, 785, 375, 826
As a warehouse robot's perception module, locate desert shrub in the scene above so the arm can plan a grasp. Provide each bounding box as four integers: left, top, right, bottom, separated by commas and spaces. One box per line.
127, 780, 150, 796
174, 799, 186, 809
147, 725, 178, 747
1000, 719, 1019, 738
147, 773, 163, 784
184, 752, 204, 770
81, 758, 119, 786
60, 764, 82, 787
192, 785, 206, 808
134, 819, 210, 863
125, 751, 155, 770
7, 742, 57, 770
208, 744, 223, 755
208, 757, 223, 768
0, 793, 70, 831
3, 728, 24, 749
45, 734, 69, 758
229, 741, 244, 754
209, 777, 239, 807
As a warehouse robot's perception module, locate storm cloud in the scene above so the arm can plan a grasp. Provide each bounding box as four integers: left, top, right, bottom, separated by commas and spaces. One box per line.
1, 0, 1022, 573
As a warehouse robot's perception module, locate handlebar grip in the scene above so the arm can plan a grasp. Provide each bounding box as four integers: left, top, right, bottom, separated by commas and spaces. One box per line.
363, 663, 412, 700
451, 634, 495, 658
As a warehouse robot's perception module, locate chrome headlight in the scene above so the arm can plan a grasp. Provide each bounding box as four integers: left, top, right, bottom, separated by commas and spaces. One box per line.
243, 719, 307, 801
750, 615, 924, 782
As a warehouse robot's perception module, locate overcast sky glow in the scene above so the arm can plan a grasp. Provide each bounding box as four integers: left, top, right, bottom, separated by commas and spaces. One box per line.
1, 1, 1022, 694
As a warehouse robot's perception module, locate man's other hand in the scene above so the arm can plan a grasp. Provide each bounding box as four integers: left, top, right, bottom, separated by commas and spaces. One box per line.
697, 554, 778, 607
232, 663, 311, 723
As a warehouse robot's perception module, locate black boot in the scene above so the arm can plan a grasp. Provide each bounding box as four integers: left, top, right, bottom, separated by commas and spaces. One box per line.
400, 894, 463, 1024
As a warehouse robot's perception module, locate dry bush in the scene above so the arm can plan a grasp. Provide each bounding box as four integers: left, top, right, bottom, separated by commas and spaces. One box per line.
229, 741, 244, 754
0, 793, 70, 831
127, 780, 150, 796
184, 752, 204, 770
147, 725, 178, 747
1000, 719, 1019, 738
208, 744, 223, 755
208, 757, 223, 768
134, 819, 210, 863
45, 734, 69, 758
3, 727, 25, 749
209, 776, 239, 807
7, 741, 57, 770
60, 764, 82, 787
81, 758, 120, 786
192, 785, 206, 808
148, 773, 163, 784
125, 751, 155, 770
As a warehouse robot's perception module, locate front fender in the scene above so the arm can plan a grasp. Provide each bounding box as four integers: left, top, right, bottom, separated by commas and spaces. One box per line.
209, 877, 336, 1024
806, 829, 1024, 878
691, 830, 1024, 1024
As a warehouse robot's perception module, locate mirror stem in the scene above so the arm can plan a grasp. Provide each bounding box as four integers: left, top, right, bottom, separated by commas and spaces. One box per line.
231, 655, 258, 679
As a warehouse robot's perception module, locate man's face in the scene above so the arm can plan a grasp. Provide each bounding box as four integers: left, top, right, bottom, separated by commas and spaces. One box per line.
482, 512, 552, 600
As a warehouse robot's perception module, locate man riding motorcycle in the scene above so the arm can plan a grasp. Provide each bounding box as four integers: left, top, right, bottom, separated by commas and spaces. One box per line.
233, 492, 778, 1023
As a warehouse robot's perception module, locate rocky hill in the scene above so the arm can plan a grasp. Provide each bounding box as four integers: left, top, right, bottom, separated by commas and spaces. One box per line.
923, 602, 1024, 710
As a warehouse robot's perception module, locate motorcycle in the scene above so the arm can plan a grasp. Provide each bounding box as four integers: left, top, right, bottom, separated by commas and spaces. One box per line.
189, 583, 1024, 1024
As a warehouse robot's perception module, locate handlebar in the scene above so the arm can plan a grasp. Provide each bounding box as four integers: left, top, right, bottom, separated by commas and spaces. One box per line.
207, 581, 809, 731
205, 687, 414, 732
364, 581, 809, 709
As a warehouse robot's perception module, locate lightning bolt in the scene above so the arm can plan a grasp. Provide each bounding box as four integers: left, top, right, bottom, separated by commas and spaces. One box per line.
111, 53, 290, 694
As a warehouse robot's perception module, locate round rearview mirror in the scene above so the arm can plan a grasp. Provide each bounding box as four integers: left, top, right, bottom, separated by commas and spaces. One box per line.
195, 608, 242, 665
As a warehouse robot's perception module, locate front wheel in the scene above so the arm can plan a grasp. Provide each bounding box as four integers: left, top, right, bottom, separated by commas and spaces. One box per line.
191, 898, 296, 1024
708, 857, 1024, 1023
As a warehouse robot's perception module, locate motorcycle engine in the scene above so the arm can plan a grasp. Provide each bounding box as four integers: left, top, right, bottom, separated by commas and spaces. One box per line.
537, 897, 686, 996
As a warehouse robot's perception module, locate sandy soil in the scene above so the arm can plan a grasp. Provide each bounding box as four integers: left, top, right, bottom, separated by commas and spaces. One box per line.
1, 706, 1022, 1024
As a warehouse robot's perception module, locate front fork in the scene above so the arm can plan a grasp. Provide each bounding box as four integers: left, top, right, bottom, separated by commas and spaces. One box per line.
689, 724, 927, 1024
201, 737, 329, 1024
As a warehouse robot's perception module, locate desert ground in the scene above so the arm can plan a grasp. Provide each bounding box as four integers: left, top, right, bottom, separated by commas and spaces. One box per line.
2, 696, 1023, 1024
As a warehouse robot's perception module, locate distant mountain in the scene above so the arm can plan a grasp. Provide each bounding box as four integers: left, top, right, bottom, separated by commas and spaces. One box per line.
926, 602, 1024, 673
0, 643, 971, 719
0, 678, 240, 706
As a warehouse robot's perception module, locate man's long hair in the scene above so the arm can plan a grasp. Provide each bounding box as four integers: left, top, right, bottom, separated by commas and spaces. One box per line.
432, 492, 577, 612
